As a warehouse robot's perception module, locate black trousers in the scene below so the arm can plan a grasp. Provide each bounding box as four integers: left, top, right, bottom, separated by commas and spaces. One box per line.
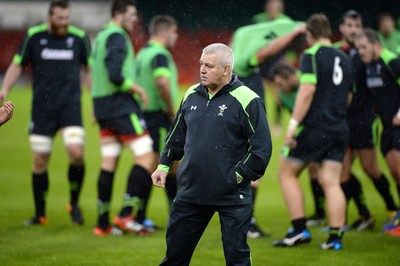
159, 200, 253, 266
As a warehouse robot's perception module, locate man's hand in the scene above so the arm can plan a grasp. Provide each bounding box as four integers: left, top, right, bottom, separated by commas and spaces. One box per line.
392, 112, 400, 126
0, 101, 14, 126
130, 84, 149, 110
151, 169, 168, 188
285, 127, 297, 148
285, 118, 298, 148
294, 24, 306, 35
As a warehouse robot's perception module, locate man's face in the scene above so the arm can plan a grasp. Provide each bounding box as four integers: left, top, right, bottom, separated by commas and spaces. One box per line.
379, 16, 395, 35
266, 0, 283, 19
121, 6, 138, 32
49, 7, 69, 36
165, 25, 178, 50
340, 17, 363, 45
199, 53, 226, 89
355, 36, 375, 63
274, 74, 297, 94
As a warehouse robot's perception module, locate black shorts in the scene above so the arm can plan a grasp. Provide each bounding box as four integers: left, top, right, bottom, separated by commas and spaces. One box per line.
286, 126, 349, 163
29, 102, 82, 136
144, 111, 172, 153
97, 112, 148, 143
348, 109, 377, 149
380, 126, 400, 156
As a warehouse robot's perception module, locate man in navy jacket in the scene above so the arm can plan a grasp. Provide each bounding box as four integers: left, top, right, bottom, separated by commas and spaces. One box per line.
151, 43, 272, 265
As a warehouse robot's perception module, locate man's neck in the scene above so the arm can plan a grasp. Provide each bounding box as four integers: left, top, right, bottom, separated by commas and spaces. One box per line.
207, 85, 222, 96
150, 36, 166, 47
207, 76, 231, 96
111, 19, 122, 28
341, 38, 353, 48
314, 38, 331, 46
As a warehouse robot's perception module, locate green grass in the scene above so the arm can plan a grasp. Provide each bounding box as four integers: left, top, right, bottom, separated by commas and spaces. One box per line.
0, 87, 399, 266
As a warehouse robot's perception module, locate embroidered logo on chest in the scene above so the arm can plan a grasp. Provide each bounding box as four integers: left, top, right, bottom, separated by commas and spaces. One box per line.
40, 38, 48, 45
66, 37, 74, 48
218, 104, 227, 116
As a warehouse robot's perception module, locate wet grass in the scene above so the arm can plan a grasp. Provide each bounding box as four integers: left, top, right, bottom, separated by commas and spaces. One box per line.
0, 87, 399, 265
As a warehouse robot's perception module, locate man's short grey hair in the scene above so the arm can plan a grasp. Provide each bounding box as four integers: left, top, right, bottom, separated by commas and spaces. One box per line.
202, 43, 234, 73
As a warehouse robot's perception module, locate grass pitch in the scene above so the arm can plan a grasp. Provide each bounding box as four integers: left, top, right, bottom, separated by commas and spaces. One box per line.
0, 87, 399, 266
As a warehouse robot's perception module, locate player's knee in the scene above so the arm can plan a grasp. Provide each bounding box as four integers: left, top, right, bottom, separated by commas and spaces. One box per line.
63, 126, 85, 146
30, 134, 52, 153
130, 135, 155, 171
101, 142, 122, 157
129, 135, 154, 157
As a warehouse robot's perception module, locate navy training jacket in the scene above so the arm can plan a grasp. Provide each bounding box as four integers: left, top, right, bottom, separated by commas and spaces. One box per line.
159, 75, 272, 206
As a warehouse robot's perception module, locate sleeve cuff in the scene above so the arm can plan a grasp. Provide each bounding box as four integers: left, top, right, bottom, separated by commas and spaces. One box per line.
157, 164, 170, 172
12, 54, 22, 65
248, 54, 259, 67
153, 67, 171, 79
300, 73, 317, 85
236, 163, 259, 181
121, 78, 134, 92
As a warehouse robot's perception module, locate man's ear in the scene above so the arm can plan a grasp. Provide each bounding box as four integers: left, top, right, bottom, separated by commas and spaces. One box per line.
224, 64, 231, 76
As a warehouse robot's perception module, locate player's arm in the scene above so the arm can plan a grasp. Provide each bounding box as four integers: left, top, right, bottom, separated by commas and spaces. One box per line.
81, 33, 92, 91
388, 58, 400, 126
347, 91, 353, 106
285, 53, 316, 147
291, 83, 315, 123
153, 54, 174, 115
0, 33, 32, 101
83, 66, 92, 91
157, 76, 174, 115
285, 83, 315, 147
252, 24, 305, 66
105, 33, 130, 87
105, 33, 148, 106
0, 63, 22, 101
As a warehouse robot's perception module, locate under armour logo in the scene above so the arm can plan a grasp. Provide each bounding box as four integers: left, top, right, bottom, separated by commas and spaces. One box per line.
190, 106, 197, 110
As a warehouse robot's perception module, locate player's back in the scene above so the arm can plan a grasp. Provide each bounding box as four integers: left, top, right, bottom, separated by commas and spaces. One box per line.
301, 44, 352, 133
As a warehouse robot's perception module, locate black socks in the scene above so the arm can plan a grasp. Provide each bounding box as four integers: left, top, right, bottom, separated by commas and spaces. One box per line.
32, 172, 49, 217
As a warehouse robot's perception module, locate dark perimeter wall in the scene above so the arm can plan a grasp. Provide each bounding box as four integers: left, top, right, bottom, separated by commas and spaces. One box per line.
138, 0, 400, 30
1, 0, 399, 84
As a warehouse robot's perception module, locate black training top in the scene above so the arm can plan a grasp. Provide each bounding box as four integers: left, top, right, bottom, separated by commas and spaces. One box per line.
14, 24, 91, 111
159, 75, 272, 206
299, 43, 352, 134
365, 49, 400, 129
